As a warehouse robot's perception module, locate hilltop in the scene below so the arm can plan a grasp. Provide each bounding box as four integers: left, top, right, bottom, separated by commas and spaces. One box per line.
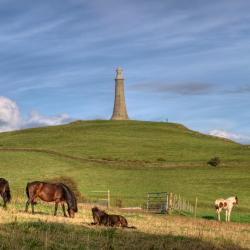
0, 120, 249, 165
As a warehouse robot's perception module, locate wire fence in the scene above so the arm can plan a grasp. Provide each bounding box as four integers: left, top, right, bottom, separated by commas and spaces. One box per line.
168, 193, 194, 214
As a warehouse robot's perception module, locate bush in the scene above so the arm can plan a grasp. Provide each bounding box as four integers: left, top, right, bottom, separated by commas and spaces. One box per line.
157, 157, 166, 162
45, 176, 86, 202
207, 157, 220, 167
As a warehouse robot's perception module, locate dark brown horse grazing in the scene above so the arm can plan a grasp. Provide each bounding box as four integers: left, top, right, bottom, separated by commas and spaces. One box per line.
0, 178, 11, 208
25, 181, 78, 218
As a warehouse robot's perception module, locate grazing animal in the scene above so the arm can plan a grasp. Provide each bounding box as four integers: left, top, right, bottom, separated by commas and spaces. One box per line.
25, 181, 78, 218
0, 178, 11, 208
91, 206, 136, 228
215, 196, 238, 222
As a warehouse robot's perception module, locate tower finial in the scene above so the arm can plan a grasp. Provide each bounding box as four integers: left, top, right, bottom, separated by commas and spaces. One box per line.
116, 67, 123, 80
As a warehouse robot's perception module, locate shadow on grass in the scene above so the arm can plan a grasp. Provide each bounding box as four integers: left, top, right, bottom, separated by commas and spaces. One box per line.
0, 220, 247, 250
202, 215, 216, 220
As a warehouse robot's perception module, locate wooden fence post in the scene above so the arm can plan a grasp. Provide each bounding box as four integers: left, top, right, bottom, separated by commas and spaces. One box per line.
168, 192, 173, 214
194, 197, 198, 218
107, 190, 110, 208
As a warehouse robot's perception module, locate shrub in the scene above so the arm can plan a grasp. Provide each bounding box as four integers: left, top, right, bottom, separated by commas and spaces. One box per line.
157, 157, 166, 162
208, 157, 220, 167
45, 176, 86, 202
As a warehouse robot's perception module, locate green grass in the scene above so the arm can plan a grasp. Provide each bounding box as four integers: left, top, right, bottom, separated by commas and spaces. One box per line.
0, 120, 249, 223
0, 120, 249, 163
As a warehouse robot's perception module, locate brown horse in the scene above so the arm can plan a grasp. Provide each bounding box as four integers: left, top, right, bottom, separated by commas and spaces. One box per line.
25, 181, 78, 218
91, 206, 136, 228
0, 178, 11, 209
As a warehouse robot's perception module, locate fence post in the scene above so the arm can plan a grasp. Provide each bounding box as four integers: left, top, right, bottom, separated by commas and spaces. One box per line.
194, 197, 198, 218
146, 193, 149, 212
168, 192, 173, 214
107, 190, 110, 208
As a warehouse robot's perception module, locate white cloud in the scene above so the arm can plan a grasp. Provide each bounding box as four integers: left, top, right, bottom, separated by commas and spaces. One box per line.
25, 111, 72, 128
208, 129, 250, 144
0, 96, 22, 132
0, 96, 73, 132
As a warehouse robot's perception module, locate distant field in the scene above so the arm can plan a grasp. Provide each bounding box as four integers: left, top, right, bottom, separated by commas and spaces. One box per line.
0, 120, 249, 223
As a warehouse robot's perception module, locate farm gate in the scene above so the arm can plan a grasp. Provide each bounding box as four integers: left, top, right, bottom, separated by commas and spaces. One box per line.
89, 190, 110, 208
146, 192, 168, 213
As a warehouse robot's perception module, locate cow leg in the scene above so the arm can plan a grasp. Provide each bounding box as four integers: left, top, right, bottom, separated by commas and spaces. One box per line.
61, 203, 67, 217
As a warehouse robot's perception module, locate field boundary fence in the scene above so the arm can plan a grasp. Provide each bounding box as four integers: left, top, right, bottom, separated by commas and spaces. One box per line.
89, 190, 110, 208
168, 193, 194, 214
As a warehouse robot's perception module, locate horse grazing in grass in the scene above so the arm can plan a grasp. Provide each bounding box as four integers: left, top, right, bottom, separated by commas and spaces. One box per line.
25, 181, 78, 218
215, 196, 238, 222
0, 178, 11, 208
91, 206, 136, 229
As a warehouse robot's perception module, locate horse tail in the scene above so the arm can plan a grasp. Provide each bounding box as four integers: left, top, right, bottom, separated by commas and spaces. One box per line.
5, 182, 11, 203
26, 182, 37, 205
61, 184, 78, 212
26, 183, 30, 199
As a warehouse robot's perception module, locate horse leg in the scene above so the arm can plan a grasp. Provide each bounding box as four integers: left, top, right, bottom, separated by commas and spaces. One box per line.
54, 202, 58, 216
2, 193, 7, 209
228, 209, 231, 222
217, 210, 220, 221
25, 199, 31, 212
31, 201, 35, 214
225, 210, 228, 222
61, 203, 67, 217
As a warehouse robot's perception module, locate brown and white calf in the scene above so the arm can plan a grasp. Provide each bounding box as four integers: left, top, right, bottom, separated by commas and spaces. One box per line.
215, 196, 238, 222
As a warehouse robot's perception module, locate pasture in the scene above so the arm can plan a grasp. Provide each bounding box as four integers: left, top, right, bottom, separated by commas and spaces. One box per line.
0, 120, 249, 248
0, 204, 250, 250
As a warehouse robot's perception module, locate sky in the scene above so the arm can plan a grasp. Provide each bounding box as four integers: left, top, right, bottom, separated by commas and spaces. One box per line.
0, 0, 250, 143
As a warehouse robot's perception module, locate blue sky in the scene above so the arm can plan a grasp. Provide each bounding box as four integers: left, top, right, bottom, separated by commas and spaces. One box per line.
0, 0, 250, 143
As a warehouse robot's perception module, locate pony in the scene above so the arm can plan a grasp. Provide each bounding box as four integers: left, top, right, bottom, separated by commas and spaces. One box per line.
0, 178, 11, 208
91, 206, 136, 229
215, 196, 238, 222
25, 181, 78, 218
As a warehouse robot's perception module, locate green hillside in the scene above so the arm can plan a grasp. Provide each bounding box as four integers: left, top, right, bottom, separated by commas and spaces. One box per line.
0, 120, 249, 222
0, 120, 249, 164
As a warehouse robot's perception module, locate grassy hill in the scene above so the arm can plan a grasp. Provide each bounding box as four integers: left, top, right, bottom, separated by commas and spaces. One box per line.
0, 120, 249, 223
0, 120, 249, 164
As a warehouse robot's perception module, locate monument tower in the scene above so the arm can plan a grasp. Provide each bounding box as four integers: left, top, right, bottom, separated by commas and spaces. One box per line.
111, 67, 129, 120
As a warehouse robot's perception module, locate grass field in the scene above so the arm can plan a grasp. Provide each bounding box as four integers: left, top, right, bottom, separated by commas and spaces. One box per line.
0, 120, 249, 249
0, 204, 250, 250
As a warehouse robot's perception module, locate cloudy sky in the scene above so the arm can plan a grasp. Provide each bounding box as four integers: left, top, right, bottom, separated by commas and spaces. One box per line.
0, 0, 250, 143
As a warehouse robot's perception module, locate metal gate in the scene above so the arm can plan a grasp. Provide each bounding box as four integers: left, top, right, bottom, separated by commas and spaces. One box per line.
146, 192, 168, 213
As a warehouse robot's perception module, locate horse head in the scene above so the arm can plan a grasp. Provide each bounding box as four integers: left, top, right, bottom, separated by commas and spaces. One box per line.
68, 208, 76, 218
235, 196, 238, 205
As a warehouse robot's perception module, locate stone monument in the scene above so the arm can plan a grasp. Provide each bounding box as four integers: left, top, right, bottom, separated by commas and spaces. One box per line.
111, 67, 129, 120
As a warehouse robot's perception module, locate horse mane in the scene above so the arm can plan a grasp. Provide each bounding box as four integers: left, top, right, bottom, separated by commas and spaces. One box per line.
60, 183, 78, 212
